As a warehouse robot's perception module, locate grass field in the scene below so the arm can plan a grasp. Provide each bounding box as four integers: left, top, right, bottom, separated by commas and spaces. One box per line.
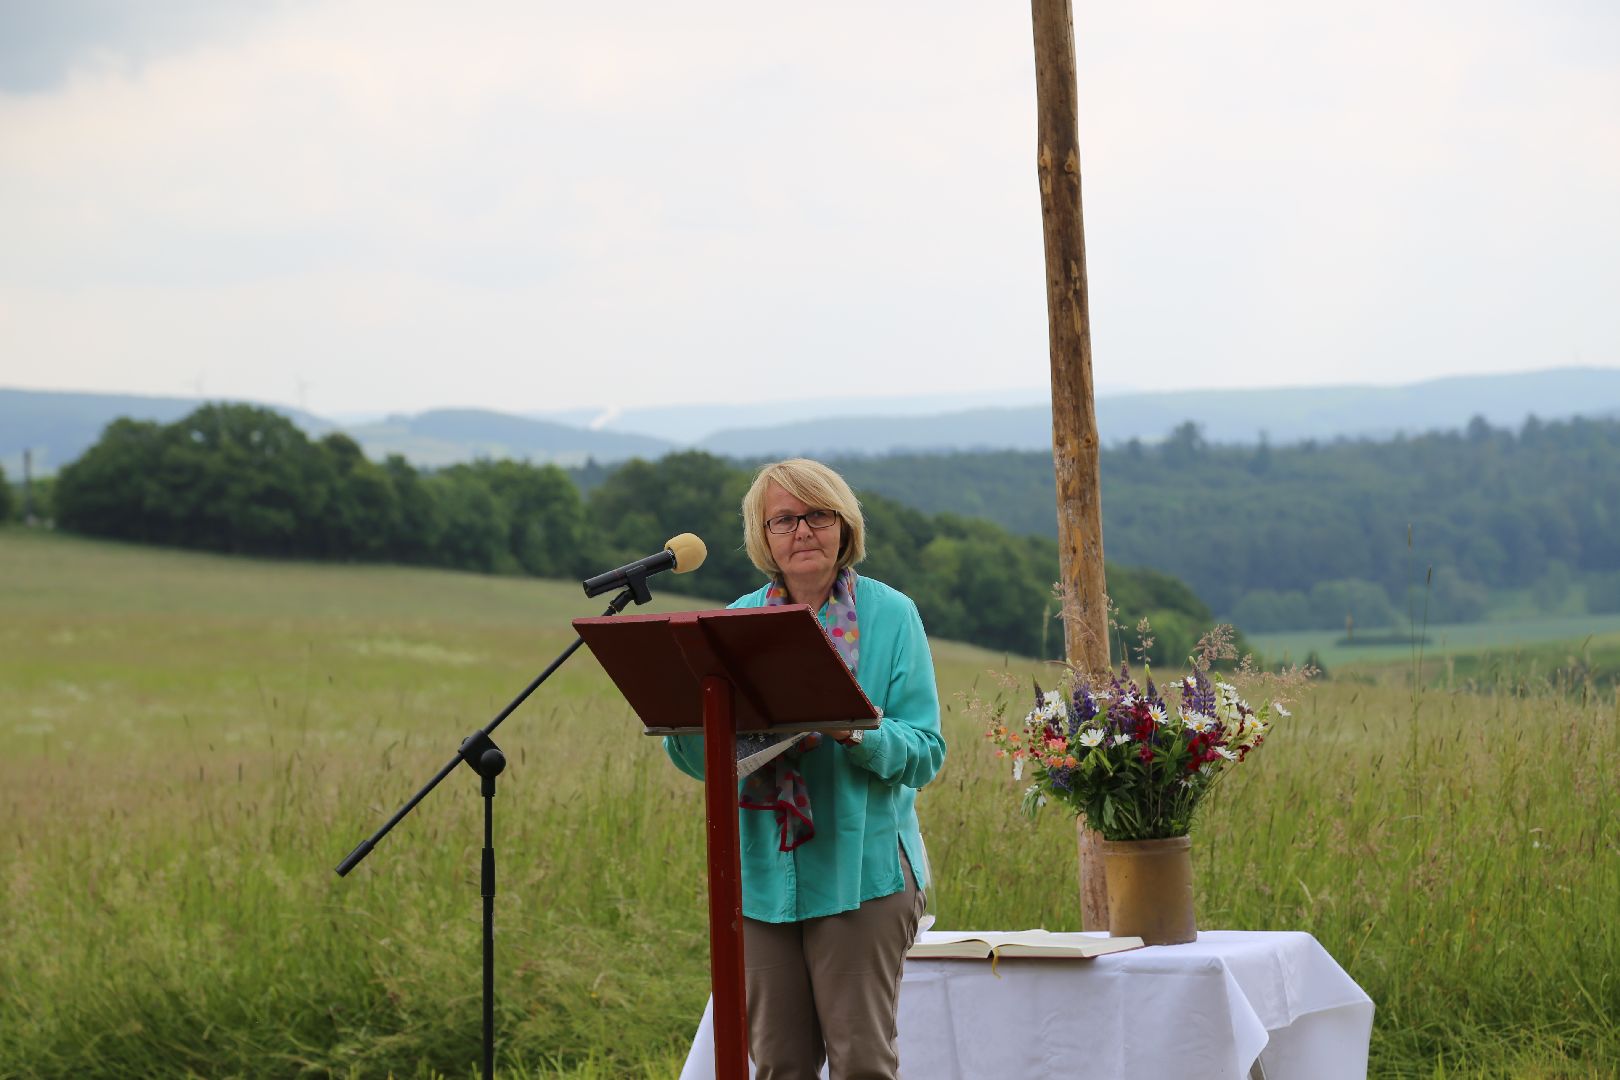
3, 527, 1618, 1078
1251, 613, 1620, 677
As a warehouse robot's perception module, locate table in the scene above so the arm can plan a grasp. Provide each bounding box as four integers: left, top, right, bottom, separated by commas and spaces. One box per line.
679, 930, 1374, 1080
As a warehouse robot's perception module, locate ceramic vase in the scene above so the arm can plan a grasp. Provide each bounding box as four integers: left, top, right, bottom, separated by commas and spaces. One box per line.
1097, 834, 1197, 945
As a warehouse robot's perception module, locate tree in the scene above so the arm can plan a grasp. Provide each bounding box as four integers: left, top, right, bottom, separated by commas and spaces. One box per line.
1231, 589, 1312, 633
319, 433, 401, 560
382, 455, 446, 564
1422, 566, 1488, 624
1308, 579, 1399, 632
0, 465, 12, 522
586, 452, 754, 598
911, 537, 970, 642
53, 418, 169, 541
1531, 560, 1574, 613
167, 404, 338, 554
427, 471, 509, 572
911, 528, 1048, 658
1160, 421, 1207, 467
461, 459, 589, 578
1585, 571, 1620, 615
1248, 434, 1273, 476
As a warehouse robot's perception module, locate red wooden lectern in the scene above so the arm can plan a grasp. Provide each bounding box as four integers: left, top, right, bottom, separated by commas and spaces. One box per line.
574, 605, 880, 1079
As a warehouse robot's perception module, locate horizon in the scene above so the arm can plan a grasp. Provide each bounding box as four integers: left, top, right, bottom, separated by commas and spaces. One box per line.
6, 364, 1618, 482
5, 362, 1616, 425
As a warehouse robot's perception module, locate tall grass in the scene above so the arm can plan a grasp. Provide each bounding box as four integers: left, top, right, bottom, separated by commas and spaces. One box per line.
2, 529, 1617, 1077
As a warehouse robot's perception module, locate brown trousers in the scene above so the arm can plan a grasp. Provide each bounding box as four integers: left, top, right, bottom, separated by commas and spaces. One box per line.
742, 856, 926, 1080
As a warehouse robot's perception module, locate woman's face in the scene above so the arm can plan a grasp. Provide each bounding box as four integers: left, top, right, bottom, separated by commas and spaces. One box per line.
763, 481, 841, 582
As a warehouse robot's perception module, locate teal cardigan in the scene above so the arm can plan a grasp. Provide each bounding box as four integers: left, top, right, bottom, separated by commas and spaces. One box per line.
663, 575, 946, 922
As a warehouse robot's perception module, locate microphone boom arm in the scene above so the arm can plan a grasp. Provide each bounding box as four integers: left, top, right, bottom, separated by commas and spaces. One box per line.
335, 583, 643, 877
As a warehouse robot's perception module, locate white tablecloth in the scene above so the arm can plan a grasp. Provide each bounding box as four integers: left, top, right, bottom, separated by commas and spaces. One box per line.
680, 930, 1374, 1080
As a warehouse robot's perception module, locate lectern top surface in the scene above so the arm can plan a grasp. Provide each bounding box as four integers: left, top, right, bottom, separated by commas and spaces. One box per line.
574, 605, 880, 735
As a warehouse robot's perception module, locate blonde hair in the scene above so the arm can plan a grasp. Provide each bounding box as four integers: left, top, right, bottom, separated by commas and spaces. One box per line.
741, 458, 867, 579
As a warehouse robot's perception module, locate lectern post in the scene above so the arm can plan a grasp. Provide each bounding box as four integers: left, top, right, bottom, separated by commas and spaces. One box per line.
701, 675, 749, 1078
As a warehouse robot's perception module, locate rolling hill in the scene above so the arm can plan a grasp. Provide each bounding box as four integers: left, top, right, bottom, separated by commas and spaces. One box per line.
7, 366, 1616, 474
694, 367, 1620, 457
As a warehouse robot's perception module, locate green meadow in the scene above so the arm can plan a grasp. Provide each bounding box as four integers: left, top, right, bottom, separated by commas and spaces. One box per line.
1251, 615, 1620, 677
2, 527, 1617, 1078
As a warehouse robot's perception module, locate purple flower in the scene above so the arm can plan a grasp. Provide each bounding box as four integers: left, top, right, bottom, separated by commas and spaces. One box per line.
1144, 672, 1165, 711
1069, 685, 1099, 732
1184, 670, 1216, 717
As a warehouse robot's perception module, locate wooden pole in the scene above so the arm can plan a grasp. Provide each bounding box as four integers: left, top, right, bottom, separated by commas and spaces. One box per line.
1031, 0, 1111, 931
22, 448, 33, 525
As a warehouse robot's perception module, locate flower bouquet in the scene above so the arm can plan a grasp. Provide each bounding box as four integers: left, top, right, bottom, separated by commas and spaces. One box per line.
982, 646, 1296, 943
986, 663, 1283, 842
978, 628, 1308, 939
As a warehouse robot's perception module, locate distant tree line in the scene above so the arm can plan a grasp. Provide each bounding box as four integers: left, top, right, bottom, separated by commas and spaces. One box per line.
44, 404, 1219, 663
823, 416, 1620, 629
29, 407, 1620, 637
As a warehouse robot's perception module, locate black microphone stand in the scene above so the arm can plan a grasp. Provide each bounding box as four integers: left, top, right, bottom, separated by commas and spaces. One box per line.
335, 570, 658, 1080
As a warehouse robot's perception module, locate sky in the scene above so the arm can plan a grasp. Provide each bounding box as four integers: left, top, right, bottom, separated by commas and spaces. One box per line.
0, 0, 1616, 418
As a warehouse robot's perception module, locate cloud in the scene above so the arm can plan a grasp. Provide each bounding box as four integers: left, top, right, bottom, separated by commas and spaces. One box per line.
0, 0, 290, 93
0, 0, 1615, 413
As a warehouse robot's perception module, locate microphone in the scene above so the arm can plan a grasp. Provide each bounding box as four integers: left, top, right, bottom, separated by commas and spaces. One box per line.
582, 533, 707, 598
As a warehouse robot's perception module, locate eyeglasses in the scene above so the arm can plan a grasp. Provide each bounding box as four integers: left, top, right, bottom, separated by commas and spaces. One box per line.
765, 509, 840, 535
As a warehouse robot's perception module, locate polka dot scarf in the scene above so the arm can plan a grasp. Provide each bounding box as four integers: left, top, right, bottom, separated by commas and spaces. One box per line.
739, 568, 860, 851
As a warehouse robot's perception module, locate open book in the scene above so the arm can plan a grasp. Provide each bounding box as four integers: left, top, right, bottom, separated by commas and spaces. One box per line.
907, 929, 1145, 960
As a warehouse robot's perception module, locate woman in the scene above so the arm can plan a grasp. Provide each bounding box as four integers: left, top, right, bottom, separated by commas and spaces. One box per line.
665, 458, 946, 1080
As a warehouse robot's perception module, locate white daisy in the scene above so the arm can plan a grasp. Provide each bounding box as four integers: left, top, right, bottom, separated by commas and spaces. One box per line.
1079, 728, 1104, 748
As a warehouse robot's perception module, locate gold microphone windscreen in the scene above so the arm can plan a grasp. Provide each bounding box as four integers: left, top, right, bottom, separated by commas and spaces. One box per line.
665, 533, 707, 573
